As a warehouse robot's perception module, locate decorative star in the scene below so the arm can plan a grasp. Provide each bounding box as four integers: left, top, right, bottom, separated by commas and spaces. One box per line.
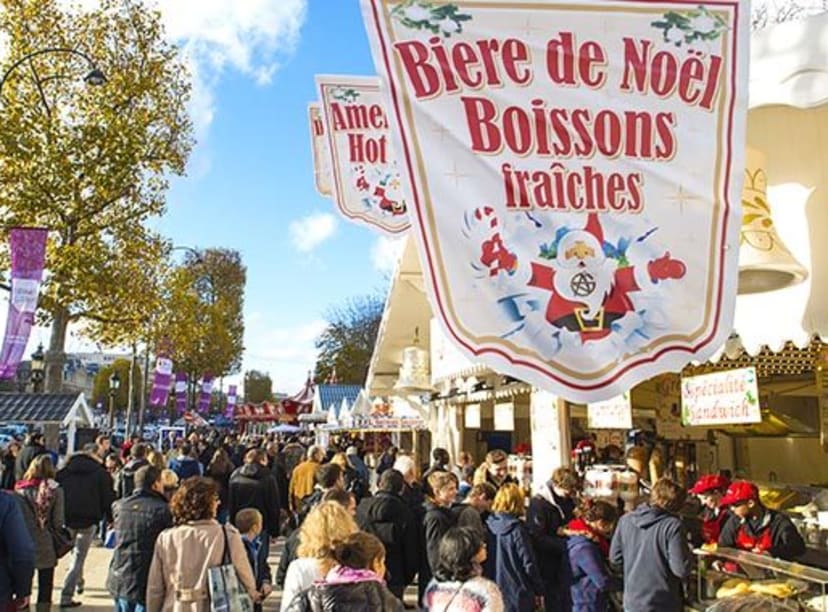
666, 185, 700, 214
445, 161, 470, 187
520, 17, 544, 37
431, 123, 452, 143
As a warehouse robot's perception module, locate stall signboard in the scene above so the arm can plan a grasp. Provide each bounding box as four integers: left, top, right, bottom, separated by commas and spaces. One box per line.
494, 401, 515, 431
681, 366, 760, 426
464, 403, 481, 429
588, 392, 632, 429
308, 103, 333, 197
316, 75, 410, 235
654, 373, 706, 440
360, 0, 749, 402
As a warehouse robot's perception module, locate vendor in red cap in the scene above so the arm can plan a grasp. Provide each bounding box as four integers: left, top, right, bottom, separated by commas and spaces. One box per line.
688, 474, 731, 545
717, 480, 805, 560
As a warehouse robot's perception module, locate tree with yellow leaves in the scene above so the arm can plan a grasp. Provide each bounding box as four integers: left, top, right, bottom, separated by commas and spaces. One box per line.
0, 0, 193, 391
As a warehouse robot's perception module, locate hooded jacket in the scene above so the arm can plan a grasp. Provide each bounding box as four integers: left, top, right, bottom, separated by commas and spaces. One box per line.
56, 453, 115, 528
106, 488, 173, 603
115, 458, 149, 499
483, 512, 544, 612
228, 462, 281, 535
0, 490, 35, 604
563, 526, 620, 612
609, 504, 692, 612
356, 490, 419, 593
285, 566, 403, 612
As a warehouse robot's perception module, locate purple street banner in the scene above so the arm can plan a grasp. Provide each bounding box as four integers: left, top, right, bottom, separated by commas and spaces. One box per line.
309, 103, 334, 197
361, 0, 749, 402
225, 384, 238, 418
197, 375, 214, 413
148, 356, 173, 407
175, 372, 188, 415
316, 75, 410, 235
0, 227, 48, 378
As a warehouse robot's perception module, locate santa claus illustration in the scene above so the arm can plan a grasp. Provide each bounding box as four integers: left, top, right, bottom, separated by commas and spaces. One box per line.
528, 213, 686, 342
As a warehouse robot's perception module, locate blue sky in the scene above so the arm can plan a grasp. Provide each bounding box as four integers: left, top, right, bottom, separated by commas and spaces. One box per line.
19, 1, 399, 393
158, 1, 397, 392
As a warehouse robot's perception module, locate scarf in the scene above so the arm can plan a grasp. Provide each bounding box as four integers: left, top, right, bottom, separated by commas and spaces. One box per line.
568, 517, 611, 557
15, 478, 56, 529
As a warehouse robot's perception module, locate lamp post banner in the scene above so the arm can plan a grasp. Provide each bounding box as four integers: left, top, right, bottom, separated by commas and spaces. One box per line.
360, 0, 749, 402
0, 227, 48, 378
225, 384, 238, 418
197, 375, 214, 414
175, 372, 188, 415
309, 103, 334, 197
316, 74, 411, 235
148, 356, 173, 407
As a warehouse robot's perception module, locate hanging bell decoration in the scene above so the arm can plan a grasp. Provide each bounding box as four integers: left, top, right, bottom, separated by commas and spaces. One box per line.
738, 147, 808, 294
394, 327, 434, 393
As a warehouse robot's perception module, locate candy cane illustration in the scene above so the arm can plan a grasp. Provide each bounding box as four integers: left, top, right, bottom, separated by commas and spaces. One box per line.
472, 206, 518, 277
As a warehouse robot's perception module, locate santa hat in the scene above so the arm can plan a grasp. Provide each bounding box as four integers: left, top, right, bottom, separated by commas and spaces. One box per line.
584, 213, 604, 244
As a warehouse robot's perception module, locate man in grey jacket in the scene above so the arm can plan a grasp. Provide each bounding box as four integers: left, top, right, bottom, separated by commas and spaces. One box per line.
610, 477, 692, 612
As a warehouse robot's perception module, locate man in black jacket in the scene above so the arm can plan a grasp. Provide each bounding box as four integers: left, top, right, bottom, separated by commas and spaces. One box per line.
526, 467, 579, 612
422, 448, 450, 497
106, 465, 173, 611
229, 449, 281, 562
356, 469, 419, 599
56, 443, 116, 607
14, 432, 48, 480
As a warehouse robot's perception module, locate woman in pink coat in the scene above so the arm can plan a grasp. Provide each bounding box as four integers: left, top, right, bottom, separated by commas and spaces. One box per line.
147, 477, 260, 611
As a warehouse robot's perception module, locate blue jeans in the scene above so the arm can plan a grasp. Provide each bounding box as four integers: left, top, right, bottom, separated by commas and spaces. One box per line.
115, 598, 146, 612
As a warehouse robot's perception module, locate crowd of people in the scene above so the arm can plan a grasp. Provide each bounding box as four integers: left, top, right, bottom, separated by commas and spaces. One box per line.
0, 432, 809, 612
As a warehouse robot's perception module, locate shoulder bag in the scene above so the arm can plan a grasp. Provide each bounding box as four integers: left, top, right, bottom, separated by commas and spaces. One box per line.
208, 525, 255, 612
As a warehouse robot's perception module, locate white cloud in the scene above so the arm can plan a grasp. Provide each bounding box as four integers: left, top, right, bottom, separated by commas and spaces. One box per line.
155, 0, 307, 137
227, 317, 327, 393
56, 0, 307, 142
289, 213, 337, 253
371, 236, 406, 274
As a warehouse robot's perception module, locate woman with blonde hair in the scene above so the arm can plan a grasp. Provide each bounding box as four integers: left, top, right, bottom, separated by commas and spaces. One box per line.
484, 483, 544, 612
15, 453, 65, 609
160, 469, 180, 501
280, 500, 358, 611
146, 476, 259, 611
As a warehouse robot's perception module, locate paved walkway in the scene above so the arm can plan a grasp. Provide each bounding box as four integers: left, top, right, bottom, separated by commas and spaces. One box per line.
39, 539, 285, 611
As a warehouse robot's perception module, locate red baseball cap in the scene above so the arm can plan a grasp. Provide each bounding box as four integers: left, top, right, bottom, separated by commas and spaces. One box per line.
719, 481, 759, 507
689, 474, 730, 496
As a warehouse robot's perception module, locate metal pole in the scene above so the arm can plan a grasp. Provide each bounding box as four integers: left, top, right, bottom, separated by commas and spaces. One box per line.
139, 340, 150, 435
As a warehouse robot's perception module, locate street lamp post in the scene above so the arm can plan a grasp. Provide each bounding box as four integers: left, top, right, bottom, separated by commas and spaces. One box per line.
0, 47, 106, 394
29, 343, 45, 393
107, 371, 121, 431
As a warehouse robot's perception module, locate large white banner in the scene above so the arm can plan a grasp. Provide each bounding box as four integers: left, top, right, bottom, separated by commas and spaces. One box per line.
308, 103, 333, 197
361, 0, 749, 402
316, 75, 410, 235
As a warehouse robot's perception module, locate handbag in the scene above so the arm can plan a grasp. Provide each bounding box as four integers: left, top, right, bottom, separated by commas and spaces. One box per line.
207, 526, 254, 612
50, 524, 74, 559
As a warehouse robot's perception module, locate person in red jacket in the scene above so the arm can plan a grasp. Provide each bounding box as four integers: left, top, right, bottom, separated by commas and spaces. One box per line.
688, 474, 731, 545
718, 480, 805, 560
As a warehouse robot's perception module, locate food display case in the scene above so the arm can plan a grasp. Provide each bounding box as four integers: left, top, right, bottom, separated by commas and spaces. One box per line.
693, 547, 828, 611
